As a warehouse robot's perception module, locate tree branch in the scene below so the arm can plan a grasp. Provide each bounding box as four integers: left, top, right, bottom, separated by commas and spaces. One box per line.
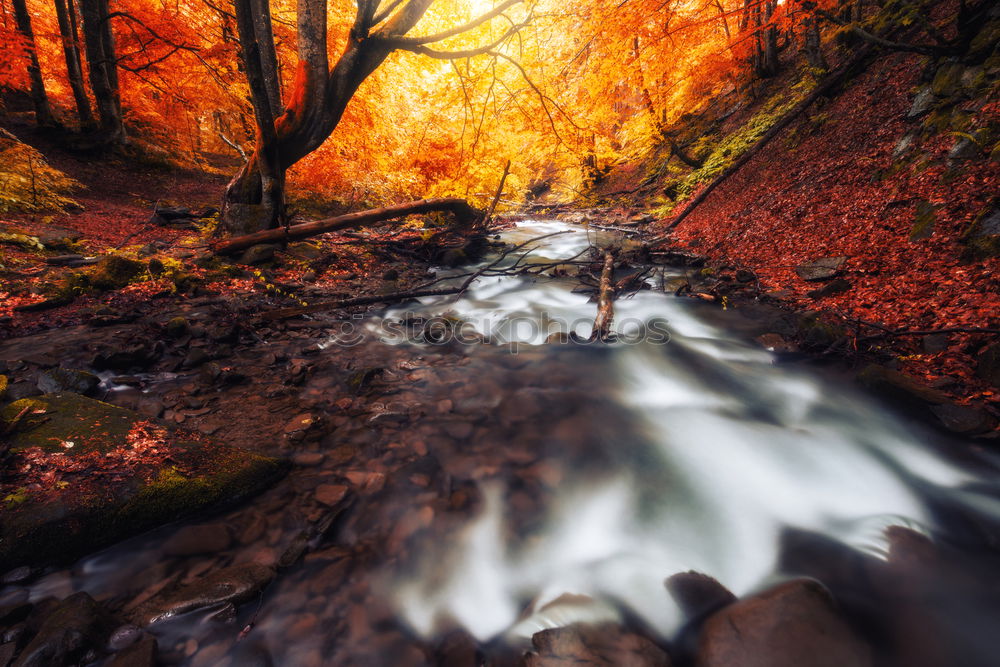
390, 0, 523, 45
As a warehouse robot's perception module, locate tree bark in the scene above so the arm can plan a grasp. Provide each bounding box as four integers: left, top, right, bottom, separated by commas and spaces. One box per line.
590, 252, 615, 342
212, 197, 482, 255
221, 0, 525, 236
11, 0, 56, 127
54, 0, 94, 128
80, 0, 125, 143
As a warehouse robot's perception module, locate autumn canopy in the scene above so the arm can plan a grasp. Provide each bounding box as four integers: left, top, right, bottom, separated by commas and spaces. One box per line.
1, 0, 850, 231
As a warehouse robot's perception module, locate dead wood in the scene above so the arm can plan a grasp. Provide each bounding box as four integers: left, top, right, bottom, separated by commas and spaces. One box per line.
213, 198, 482, 256
590, 251, 615, 342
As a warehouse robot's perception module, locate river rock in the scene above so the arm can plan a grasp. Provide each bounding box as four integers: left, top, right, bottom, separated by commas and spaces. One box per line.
12, 593, 113, 667
665, 571, 736, 620
523, 623, 671, 667
794, 256, 847, 282
163, 523, 233, 556
130, 563, 275, 626
109, 636, 157, 667
856, 364, 949, 406
929, 402, 996, 435
695, 579, 872, 667
36, 368, 100, 395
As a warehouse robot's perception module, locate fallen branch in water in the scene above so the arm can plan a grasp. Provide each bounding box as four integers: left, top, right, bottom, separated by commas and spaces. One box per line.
590, 251, 615, 342
259, 231, 571, 321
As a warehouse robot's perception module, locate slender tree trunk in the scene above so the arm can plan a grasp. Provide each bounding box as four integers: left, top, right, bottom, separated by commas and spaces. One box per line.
804, 11, 827, 70
11, 0, 56, 127
80, 0, 125, 143
54, 0, 94, 128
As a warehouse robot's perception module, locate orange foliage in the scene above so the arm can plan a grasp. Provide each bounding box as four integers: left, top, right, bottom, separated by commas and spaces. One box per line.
0, 0, 840, 203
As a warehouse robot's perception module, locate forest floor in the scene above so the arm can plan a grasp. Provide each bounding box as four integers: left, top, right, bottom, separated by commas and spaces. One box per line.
594, 45, 1000, 411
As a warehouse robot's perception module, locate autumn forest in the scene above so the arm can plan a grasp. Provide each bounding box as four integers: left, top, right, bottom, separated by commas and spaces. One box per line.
1, 0, 1000, 665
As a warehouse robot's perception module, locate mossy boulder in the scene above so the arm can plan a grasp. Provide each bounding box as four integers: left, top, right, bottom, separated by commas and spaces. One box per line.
0, 393, 288, 571
931, 62, 965, 98
89, 255, 145, 291
962, 206, 1000, 259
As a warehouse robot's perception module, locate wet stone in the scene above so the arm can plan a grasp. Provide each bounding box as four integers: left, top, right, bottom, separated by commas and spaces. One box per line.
130, 563, 276, 627
163, 523, 233, 557
524, 623, 671, 667
315, 484, 349, 507
697, 579, 872, 667
107, 624, 144, 651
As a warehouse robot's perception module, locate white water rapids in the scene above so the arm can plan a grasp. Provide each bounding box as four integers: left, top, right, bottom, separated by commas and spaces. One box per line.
381, 220, 987, 641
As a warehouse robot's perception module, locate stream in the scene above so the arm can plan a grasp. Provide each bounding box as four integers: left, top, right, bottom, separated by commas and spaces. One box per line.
10, 219, 1000, 665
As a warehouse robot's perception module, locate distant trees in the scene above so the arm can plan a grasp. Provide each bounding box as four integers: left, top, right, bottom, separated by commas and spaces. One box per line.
10, 0, 54, 127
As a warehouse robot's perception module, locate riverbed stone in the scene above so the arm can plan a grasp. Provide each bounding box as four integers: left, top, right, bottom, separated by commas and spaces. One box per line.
523, 623, 671, 666
163, 523, 233, 556
129, 563, 275, 626
11, 592, 113, 667
36, 367, 100, 395
109, 636, 157, 667
665, 571, 736, 620
0, 393, 288, 572
696, 579, 872, 667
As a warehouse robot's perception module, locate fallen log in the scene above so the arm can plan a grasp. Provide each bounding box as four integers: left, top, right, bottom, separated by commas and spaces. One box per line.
653, 43, 876, 238
590, 251, 615, 342
212, 198, 483, 256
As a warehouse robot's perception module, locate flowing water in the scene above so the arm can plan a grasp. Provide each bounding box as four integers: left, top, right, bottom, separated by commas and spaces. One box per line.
10, 220, 1000, 665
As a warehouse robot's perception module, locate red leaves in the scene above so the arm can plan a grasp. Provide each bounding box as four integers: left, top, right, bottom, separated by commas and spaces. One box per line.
3, 420, 172, 502
671, 50, 1000, 398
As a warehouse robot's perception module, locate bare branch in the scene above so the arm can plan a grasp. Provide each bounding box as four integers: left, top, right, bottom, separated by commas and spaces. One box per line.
392, 0, 523, 45
388, 22, 524, 59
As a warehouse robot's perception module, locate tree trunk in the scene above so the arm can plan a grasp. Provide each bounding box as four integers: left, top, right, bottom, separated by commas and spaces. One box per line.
222, 0, 525, 235
80, 0, 125, 144
54, 0, 94, 128
804, 11, 827, 70
11, 0, 56, 127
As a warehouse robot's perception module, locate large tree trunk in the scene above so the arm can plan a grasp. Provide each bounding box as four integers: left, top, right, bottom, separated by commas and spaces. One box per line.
222, 0, 525, 235
80, 0, 125, 144
54, 0, 94, 128
11, 0, 56, 127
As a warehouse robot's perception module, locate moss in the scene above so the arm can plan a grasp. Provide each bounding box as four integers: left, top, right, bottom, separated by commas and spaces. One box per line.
0, 392, 289, 571
931, 63, 964, 97
3, 393, 137, 453
674, 76, 815, 201
0, 374, 7, 400
910, 200, 937, 240
90, 255, 145, 291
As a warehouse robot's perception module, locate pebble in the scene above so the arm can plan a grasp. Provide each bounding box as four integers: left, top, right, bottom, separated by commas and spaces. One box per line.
293, 452, 326, 467
315, 484, 349, 507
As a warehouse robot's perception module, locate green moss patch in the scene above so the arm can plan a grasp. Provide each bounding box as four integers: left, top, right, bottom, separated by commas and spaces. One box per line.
0, 393, 288, 571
